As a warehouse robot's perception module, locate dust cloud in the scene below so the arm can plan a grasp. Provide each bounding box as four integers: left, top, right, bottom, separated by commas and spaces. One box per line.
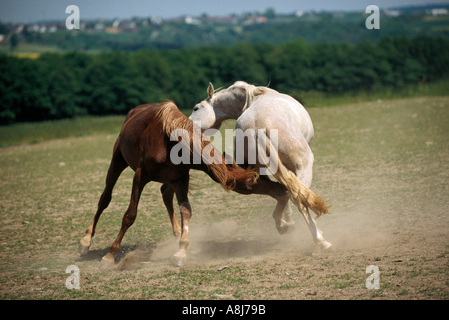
117, 197, 394, 270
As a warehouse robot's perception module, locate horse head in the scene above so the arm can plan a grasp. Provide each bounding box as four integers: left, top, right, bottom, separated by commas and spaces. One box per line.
189, 82, 251, 131
189, 82, 222, 131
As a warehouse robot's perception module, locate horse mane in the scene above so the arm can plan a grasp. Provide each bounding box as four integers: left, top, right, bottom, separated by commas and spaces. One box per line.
154, 101, 258, 191
229, 81, 267, 113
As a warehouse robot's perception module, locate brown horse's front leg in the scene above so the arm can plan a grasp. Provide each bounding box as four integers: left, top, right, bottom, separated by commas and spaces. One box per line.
100, 167, 148, 268
171, 177, 191, 267
160, 184, 181, 238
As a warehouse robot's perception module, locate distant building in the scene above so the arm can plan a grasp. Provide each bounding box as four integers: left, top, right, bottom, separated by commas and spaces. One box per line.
105, 27, 120, 34
383, 9, 402, 17
16, 24, 24, 33
429, 8, 449, 16
206, 15, 234, 24
150, 16, 163, 25
120, 21, 137, 31
185, 16, 201, 25
243, 15, 268, 25
106, 19, 137, 33
112, 19, 120, 28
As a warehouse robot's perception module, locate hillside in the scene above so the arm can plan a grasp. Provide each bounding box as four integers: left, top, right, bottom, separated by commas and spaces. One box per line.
1, 4, 449, 53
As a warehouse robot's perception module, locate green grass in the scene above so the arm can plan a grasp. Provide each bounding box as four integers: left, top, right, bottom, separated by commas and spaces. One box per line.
0, 115, 125, 147
0, 110, 193, 148
1, 79, 448, 148
0, 93, 448, 300
295, 78, 449, 108
0, 42, 62, 54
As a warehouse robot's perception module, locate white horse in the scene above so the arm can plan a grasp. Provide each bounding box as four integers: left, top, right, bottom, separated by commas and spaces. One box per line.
189, 81, 332, 250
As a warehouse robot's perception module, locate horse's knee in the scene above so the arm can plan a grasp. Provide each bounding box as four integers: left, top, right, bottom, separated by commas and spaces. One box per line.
173, 225, 182, 238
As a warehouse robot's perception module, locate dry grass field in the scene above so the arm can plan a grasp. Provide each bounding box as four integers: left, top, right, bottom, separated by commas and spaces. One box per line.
0, 96, 448, 300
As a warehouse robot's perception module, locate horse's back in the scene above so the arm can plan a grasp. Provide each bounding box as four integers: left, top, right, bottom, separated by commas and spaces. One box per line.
236, 91, 315, 185
117, 103, 167, 170
238, 91, 314, 144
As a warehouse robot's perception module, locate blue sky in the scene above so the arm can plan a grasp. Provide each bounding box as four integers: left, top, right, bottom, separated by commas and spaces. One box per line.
1, 0, 448, 23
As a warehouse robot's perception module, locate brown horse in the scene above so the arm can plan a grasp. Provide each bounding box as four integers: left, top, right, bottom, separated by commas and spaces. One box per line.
78, 101, 288, 267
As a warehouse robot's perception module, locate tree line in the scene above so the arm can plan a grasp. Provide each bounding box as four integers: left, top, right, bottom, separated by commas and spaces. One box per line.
1, 35, 449, 124
5, 8, 449, 52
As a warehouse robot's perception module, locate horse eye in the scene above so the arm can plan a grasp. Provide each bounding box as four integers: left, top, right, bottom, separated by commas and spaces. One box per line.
193, 106, 200, 112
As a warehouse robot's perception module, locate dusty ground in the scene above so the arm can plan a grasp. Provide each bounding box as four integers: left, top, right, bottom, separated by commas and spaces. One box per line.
0, 96, 448, 300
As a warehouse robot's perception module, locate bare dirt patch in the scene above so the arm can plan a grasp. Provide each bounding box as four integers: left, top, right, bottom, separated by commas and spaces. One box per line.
0, 97, 448, 300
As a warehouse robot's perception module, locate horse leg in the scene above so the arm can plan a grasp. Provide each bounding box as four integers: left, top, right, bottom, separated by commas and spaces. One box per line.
272, 195, 290, 234
297, 204, 332, 250
100, 166, 148, 268
292, 166, 331, 248
171, 176, 191, 267
79, 147, 128, 255
255, 177, 292, 235
236, 173, 292, 235
274, 200, 295, 235
283, 200, 295, 226
160, 183, 181, 238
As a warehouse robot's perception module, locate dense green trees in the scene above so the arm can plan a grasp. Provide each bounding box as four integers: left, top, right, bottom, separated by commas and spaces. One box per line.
1, 35, 449, 124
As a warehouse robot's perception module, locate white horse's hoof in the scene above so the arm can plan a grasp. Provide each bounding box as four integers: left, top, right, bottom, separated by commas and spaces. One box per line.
320, 240, 333, 250
276, 219, 291, 235
286, 221, 295, 233
276, 225, 289, 235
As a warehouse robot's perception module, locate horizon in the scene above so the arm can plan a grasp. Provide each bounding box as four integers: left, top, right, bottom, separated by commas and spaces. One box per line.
1, 0, 449, 24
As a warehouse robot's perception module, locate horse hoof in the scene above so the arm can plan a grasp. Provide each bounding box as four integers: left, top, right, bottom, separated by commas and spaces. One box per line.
171, 255, 186, 267
286, 222, 296, 233
78, 242, 90, 255
276, 225, 289, 235
276, 220, 290, 235
320, 240, 333, 250
99, 256, 115, 269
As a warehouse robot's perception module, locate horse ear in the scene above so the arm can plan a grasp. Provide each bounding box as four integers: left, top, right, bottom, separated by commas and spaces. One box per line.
207, 82, 214, 99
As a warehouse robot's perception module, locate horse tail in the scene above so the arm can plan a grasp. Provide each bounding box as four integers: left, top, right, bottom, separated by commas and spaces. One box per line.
257, 130, 330, 217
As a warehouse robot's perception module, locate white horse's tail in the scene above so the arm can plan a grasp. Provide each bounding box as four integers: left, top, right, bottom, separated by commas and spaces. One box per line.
258, 130, 330, 217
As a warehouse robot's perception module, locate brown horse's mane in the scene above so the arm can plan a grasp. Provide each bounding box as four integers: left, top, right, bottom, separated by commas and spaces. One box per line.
154, 101, 258, 191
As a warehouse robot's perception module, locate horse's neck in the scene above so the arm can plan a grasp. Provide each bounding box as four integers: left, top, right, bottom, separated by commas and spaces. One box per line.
214, 91, 246, 120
